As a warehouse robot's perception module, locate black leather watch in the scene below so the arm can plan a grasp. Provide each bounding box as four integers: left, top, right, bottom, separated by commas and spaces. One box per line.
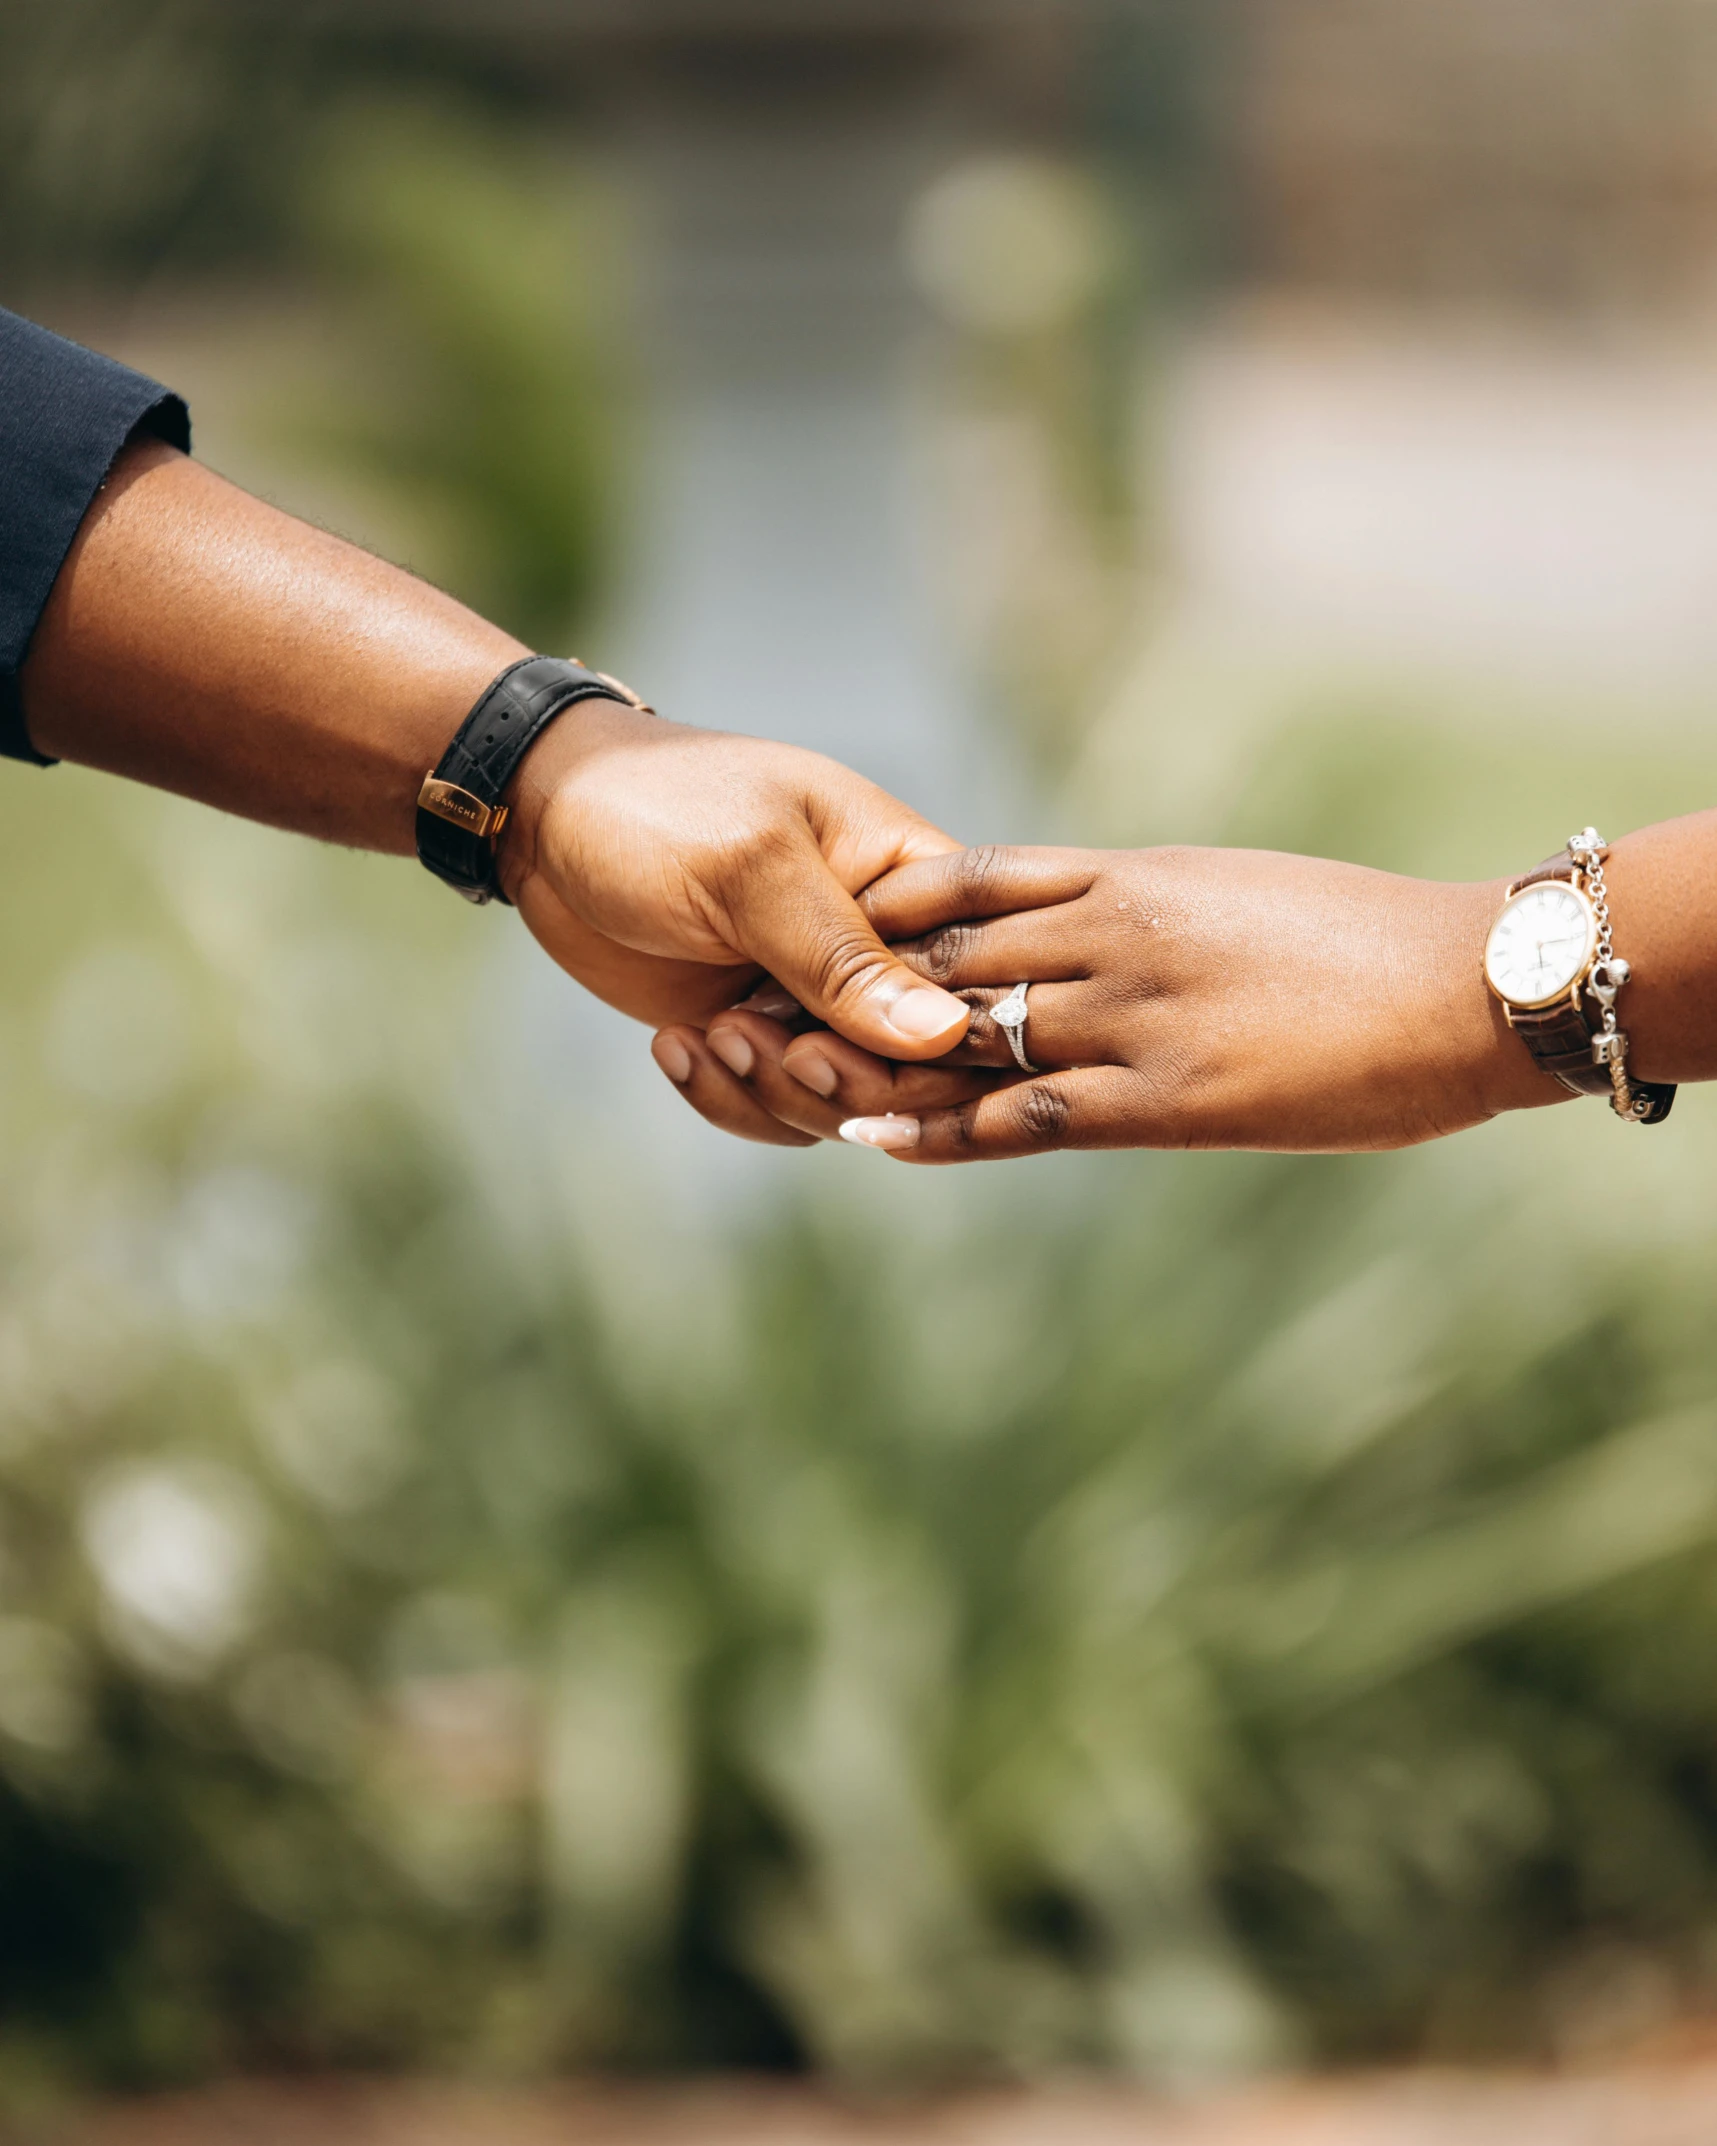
415, 655, 651, 905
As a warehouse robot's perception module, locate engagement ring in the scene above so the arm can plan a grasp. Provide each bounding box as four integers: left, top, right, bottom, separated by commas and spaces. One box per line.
989, 984, 1037, 1073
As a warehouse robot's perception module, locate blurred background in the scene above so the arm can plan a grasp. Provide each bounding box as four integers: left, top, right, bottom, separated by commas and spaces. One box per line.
8, 1, 1717, 2138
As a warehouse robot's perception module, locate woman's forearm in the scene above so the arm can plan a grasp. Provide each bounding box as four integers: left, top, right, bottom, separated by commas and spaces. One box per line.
657, 807, 1717, 1157
20, 437, 527, 853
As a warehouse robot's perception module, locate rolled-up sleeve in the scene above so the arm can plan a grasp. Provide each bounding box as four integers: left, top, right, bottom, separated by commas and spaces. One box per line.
0, 307, 190, 765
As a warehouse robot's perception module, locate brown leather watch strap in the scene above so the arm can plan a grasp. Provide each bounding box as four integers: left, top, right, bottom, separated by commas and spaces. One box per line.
1506, 995, 1614, 1098
1511, 857, 1579, 891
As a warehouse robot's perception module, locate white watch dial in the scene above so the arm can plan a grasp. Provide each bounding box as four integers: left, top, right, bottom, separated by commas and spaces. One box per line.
1484, 882, 1596, 1008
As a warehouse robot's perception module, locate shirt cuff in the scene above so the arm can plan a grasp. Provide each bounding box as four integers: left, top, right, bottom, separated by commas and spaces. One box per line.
0, 309, 191, 767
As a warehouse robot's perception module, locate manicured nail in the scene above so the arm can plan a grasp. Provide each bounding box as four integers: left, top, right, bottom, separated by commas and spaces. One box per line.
887, 987, 966, 1043
786, 1047, 838, 1097
738, 984, 803, 1020
839, 1116, 921, 1152
652, 1034, 693, 1085
708, 1030, 755, 1078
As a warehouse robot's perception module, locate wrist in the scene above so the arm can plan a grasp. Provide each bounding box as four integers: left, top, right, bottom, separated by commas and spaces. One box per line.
388, 640, 528, 849
493, 693, 658, 906
1476, 829, 1676, 1125
1439, 877, 1566, 1120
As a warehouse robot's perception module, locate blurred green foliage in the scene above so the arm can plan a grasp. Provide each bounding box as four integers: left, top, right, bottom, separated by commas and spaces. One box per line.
0, 0, 618, 651
5, 717, 1717, 2103
290, 107, 623, 650
0, 0, 312, 283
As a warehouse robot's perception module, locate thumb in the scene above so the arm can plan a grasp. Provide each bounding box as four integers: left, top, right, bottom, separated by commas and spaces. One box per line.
723, 833, 971, 1059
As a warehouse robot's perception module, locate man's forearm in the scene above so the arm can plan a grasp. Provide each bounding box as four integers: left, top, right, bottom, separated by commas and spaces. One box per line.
20, 438, 526, 854
15, 429, 973, 1057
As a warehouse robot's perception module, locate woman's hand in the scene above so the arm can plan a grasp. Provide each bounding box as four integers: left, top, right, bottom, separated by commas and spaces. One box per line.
660, 844, 1563, 1159
644, 980, 1017, 1148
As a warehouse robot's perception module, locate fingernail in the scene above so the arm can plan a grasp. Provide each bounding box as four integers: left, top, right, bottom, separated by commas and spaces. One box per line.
839, 1116, 921, 1152
708, 1030, 755, 1078
787, 1047, 838, 1097
888, 987, 966, 1043
739, 984, 802, 1020
652, 1035, 693, 1085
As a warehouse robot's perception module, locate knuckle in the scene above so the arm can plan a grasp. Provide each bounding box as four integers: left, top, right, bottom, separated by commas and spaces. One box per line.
915, 923, 976, 985
808, 928, 891, 1010
1016, 1081, 1071, 1146
954, 844, 1009, 911
954, 994, 1012, 1065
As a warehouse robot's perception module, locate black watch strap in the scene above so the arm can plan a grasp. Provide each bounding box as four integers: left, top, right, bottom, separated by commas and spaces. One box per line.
415, 655, 650, 905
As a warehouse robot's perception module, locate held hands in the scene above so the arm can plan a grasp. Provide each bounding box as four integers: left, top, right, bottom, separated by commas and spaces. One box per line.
656, 845, 1562, 1158
492, 703, 985, 1083
28, 436, 1686, 1126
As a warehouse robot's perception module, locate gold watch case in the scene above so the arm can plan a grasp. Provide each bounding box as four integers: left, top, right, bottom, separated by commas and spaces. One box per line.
1482, 878, 1599, 1011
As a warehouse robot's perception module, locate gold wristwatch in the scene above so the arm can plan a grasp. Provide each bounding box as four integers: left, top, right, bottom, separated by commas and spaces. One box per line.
1482, 828, 1674, 1125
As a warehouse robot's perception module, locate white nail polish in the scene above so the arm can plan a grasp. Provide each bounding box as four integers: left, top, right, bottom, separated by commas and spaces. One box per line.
839, 1116, 920, 1152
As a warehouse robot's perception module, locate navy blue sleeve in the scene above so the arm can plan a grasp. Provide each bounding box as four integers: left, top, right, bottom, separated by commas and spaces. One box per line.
0, 306, 191, 766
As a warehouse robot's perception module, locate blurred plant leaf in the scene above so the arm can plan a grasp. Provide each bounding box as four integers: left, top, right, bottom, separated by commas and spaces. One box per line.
289, 101, 623, 650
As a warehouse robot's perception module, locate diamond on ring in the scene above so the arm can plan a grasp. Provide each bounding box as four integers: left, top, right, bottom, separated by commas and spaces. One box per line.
990, 984, 1037, 1074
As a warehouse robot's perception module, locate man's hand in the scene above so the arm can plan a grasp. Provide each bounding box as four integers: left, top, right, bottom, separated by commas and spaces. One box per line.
495, 704, 973, 1054
24, 439, 973, 1066
658, 844, 1568, 1158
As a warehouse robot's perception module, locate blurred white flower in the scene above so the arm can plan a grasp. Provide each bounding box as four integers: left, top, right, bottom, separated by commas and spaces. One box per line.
80, 1461, 264, 1676
905, 154, 1113, 337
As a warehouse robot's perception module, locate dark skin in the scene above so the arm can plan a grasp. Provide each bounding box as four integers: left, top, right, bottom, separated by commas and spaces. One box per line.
31, 440, 1712, 1155
653, 816, 1717, 1160
21, 437, 989, 1078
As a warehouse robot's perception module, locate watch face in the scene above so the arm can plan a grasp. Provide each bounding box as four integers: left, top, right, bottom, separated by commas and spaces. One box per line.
1484, 881, 1597, 1008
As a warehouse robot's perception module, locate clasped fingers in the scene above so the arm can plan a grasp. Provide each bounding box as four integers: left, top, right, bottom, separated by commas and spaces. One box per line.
839, 1065, 1169, 1162
652, 1007, 1014, 1147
